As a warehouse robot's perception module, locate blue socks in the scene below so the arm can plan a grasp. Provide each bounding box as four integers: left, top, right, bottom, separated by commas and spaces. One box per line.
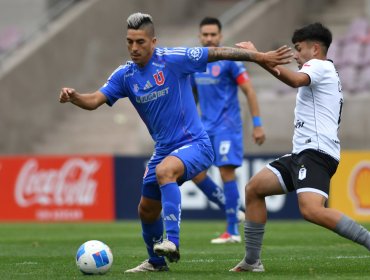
224, 180, 240, 235
196, 177, 240, 235
141, 217, 166, 266
160, 182, 181, 247
196, 176, 225, 211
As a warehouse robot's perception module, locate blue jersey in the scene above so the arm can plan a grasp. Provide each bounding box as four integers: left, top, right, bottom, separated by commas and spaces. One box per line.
191, 60, 249, 136
100, 47, 209, 154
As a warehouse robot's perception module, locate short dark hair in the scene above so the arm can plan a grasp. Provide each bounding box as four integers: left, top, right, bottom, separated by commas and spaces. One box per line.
199, 17, 222, 31
127, 12, 155, 37
292, 22, 332, 53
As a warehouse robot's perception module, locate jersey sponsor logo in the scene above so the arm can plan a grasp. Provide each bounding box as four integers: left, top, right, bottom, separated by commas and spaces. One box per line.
298, 166, 307, 180
124, 68, 136, 78
194, 77, 220, 85
135, 87, 169, 104
152, 62, 165, 68
153, 71, 165, 86
187, 47, 203, 61
349, 161, 370, 213
211, 65, 221, 77
295, 120, 305, 129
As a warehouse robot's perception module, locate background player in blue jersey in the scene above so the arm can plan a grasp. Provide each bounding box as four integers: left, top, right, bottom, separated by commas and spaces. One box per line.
59, 12, 292, 273
191, 17, 266, 244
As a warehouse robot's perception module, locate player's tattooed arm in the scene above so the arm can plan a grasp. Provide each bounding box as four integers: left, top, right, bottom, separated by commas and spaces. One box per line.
207, 46, 292, 69
208, 47, 257, 62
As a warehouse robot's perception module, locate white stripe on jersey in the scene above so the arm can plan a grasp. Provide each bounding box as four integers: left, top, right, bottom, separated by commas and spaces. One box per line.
107, 64, 128, 80
297, 188, 328, 199
156, 48, 186, 56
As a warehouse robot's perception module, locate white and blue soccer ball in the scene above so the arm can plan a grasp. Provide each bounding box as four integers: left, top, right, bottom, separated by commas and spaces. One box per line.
76, 240, 113, 275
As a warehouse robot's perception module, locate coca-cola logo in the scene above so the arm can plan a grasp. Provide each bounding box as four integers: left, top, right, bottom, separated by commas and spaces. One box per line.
15, 158, 100, 207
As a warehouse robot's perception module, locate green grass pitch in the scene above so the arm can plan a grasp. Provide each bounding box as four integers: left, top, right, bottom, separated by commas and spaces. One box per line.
0, 221, 369, 279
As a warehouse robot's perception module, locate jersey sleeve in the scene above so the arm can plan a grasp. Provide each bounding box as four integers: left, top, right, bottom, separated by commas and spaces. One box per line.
161, 47, 209, 75
298, 59, 324, 86
99, 65, 128, 106
230, 61, 250, 85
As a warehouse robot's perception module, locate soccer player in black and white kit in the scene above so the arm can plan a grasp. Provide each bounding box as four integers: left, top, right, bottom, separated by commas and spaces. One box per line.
230, 23, 370, 272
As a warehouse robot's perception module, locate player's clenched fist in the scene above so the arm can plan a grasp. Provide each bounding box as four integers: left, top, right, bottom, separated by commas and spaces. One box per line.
59, 87, 76, 103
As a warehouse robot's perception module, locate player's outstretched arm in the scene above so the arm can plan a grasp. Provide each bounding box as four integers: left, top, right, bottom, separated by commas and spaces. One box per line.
59, 88, 107, 110
236, 42, 310, 88
207, 45, 292, 70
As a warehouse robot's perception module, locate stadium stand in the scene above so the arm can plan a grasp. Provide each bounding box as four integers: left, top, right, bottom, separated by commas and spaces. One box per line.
326, 17, 370, 93
0, 0, 369, 155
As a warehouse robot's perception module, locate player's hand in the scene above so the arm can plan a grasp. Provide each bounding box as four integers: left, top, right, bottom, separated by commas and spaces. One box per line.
252, 126, 266, 146
262, 45, 293, 66
59, 87, 76, 103
237, 43, 293, 75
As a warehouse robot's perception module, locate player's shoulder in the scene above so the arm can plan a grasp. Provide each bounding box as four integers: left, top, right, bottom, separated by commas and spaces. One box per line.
304, 58, 332, 67
155, 47, 187, 57
155, 47, 207, 62
109, 61, 136, 80
308, 58, 336, 73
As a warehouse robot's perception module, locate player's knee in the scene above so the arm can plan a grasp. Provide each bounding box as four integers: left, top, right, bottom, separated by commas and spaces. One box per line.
155, 164, 175, 184
219, 167, 236, 182
245, 180, 262, 200
299, 204, 321, 223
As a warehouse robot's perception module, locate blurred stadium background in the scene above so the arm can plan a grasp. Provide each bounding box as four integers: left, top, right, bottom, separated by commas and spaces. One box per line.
0, 0, 369, 223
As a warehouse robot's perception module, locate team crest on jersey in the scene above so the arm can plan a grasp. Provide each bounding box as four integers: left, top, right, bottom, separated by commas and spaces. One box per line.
153, 71, 165, 86
187, 47, 203, 61
212, 65, 221, 77
298, 166, 307, 180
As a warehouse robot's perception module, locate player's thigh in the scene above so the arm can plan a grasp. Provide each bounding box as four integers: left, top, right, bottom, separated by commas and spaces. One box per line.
169, 140, 214, 183
247, 167, 285, 197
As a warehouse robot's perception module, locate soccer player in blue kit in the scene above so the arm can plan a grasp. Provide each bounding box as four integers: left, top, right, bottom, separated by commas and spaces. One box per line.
191, 17, 266, 244
59, 12, 292, 273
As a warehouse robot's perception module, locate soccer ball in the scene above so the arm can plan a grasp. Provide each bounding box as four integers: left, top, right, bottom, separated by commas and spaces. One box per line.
76, 240, 113, 275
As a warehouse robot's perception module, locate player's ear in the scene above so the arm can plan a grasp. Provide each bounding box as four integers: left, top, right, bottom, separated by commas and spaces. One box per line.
312, 42, 321, 57
151, 36, 157, 48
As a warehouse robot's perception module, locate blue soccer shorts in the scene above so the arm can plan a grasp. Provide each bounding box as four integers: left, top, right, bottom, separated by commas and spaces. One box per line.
209, 131, 243, 167
142, 138, 214, 201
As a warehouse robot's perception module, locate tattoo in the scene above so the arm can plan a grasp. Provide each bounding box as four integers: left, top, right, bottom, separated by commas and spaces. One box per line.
208, 47, 256, 62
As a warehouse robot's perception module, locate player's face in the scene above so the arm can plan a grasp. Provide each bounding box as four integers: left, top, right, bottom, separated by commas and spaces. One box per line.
126, 29, 156, 67
199, 24, 222, 47
294, 41, 316, 69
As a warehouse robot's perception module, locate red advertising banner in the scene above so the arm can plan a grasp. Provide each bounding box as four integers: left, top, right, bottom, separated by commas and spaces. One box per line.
0, 155, 114, 221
